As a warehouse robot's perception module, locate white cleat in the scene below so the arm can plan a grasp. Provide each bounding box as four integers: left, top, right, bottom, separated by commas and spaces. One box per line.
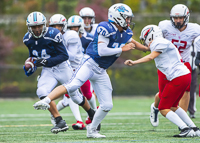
87, 125, 106, 138
150, 102, 159, 127
191, 127, 200, 137
33, 100, 50, 110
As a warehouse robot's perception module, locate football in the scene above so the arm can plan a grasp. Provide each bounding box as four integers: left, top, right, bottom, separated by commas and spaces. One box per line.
24, 57, 37, 71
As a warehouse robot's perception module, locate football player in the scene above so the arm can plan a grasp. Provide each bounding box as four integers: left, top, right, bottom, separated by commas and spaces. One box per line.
150, 4, 200, 127
125, 24, 200, 137
48, 14, 86, 130
33, 3, 149, 138
23, 11, 71, 134
79, 7, 98, 36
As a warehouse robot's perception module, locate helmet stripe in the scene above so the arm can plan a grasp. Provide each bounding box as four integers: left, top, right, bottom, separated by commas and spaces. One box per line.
33, 12, 37, 22
72, 16, 75, 23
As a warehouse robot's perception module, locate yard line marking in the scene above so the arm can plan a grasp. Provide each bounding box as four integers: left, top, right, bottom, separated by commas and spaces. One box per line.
0, 112, 150, 117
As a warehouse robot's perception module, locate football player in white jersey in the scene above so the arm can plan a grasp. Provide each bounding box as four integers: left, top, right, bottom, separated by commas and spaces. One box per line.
33, 3, 149, 138
24, 12, 70, 134
125, 25, 200, 137
48, 14, 86, 130
79, 7, 98, 36
150, 4, 200, 127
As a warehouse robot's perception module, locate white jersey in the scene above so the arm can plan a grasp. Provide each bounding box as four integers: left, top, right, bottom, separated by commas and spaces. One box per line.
150, 37, 190, 81
62, 30, 83, 70
86, 24, 98, 36
158, 20, 200, 63
194, 35, 200, 52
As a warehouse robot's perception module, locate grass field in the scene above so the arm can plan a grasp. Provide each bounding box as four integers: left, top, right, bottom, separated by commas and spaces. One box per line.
0, 96, 200, 143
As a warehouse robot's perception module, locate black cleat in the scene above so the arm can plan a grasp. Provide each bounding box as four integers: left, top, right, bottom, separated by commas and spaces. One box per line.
51, 120, 69, 134
173, 127, 195, 137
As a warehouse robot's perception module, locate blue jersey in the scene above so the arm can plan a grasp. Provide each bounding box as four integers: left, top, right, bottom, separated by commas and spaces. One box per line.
86, 21, 133, 69
80, 32, 93, 54
23, 27, 69, 67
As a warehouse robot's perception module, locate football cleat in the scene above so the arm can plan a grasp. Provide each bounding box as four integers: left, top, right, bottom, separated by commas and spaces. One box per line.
85, 116, 92, 125
51, 120, 69, 134
33, 100, 50, 110
191, 127, 200, 137
173, 127, 195, 137
72, 121, 86, 130
87, 124, 106, 138
150, 102, 159, 127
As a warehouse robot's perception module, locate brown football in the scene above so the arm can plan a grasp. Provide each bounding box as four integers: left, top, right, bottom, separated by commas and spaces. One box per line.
24, 57, 37, 71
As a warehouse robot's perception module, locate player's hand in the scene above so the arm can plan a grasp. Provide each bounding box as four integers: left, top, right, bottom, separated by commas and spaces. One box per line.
124, 60, 136, 66
23, 65, 37, 77
34, 58, 48, 67
122, 43, 135, 52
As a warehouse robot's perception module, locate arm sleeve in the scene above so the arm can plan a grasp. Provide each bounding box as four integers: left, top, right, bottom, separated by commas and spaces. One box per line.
45, 42, 69, 67
98, 34, 122, 56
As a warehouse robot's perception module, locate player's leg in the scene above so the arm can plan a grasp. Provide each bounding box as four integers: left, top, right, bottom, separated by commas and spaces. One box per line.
80, 80, 97, 110
159, 74, 195, 137
188, 69, 197, 118
33, 60, 96, 129
150, 70, 166, 127
37, 68, 68, 133
179, 62, 192, 112
87, 70, 112, 138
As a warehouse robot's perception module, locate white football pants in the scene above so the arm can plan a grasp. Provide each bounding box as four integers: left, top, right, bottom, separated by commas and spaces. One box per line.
64, 55, 113, 111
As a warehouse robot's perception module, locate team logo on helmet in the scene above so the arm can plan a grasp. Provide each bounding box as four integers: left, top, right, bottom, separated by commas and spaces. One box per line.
116, 6, 129, 12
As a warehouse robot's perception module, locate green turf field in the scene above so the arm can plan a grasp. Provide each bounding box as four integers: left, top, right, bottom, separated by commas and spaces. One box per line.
0, 96, 200, 143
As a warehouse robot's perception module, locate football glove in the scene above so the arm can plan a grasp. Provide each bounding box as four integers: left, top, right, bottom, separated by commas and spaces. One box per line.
23, 65, 37, 77
34, 58, 48, 67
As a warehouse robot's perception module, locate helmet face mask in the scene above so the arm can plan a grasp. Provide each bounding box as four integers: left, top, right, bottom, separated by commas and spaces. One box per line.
67, 15, 84, 34
108, 3, 134, 30
79, 7, 95, 28
49, 14, 67, 33
26, 12, 47, 38
170, 4, 190, 29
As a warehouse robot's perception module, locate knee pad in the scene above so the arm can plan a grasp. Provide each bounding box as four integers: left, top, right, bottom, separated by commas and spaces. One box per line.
37, 87, 48, 99
101, 102, 113, 112
69, 90, 84, 105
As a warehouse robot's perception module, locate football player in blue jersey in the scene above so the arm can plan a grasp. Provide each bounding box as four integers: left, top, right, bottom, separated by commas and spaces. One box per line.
33, 3, 148, 138
23, 11, 74, 134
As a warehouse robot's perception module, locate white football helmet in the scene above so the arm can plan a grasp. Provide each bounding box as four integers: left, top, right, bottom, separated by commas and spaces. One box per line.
49, 14, 67, 32
170, 4, 190, 29
26, 11, 46, 38
79, 7, 95, 28
67, 15, 84, 34
140, 25, 163, 46
108, 3, 134, 30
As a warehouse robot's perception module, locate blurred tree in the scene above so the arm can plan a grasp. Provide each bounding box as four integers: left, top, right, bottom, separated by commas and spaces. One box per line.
0, 30, 14, 64
58, 0, 78, 18
24, 0, 40, 13
123, 0, 140, 13
76, 0, 108, 23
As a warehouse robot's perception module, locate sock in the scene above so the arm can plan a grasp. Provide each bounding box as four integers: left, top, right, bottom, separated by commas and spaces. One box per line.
68, 98, 82, 122
175, 107, 196, 128
44, 97, 51, 104
87, 108, 95, 121
55, 116, 62, 124
88, 94, 97, 111
57, 100, 68, 111
90, 106, 108, 130
166, 111, 188, 130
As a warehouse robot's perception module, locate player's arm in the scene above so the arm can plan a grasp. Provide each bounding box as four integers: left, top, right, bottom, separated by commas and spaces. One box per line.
45, 42, 69, 67
125, 51, 161, 66
129, 38, 150, 52
98, 35, 134, 56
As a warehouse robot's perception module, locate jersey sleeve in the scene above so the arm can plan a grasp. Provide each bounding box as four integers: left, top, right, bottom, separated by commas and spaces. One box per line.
96, 22, 112, 38
150, 38, 169, 53
45, 41, 69, 67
